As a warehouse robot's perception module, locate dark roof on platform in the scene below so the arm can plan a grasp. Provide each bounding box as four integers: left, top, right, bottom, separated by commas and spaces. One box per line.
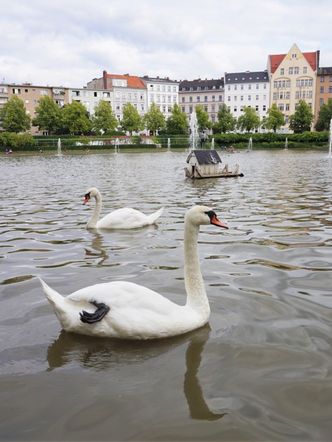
186, 150, 222, 165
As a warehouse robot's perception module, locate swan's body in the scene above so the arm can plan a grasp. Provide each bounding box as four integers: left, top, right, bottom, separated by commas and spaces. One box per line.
83, 187, 163, 229
40, 206, 228, 339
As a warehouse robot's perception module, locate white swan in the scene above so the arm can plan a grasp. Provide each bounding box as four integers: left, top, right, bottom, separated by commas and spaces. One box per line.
39, 205, 228, 339
83, 187, 164, 229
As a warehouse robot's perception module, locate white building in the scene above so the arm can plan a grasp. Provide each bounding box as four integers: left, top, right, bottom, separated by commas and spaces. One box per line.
140, 76, 179, 119
224, 71, 270, 126
70, 88, 113, 116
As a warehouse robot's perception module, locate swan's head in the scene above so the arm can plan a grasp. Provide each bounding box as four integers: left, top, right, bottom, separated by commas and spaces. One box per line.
83, 187, 99, 204
186, 205, 228, 229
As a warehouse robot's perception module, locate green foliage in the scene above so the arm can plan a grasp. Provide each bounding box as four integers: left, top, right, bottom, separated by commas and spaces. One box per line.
264, 104, 285, 132
315, 98, 332, 131
92, 100, 118, 134
121, 103, 143, 134
195, 104, 211, 131
289, 100, 313, 133
144, 103, 166, 135
166, 104, 188, 135
214, 103, 236, 133
0, 96, 31, 133
0, 132, 36, 149
32, 96, 62, 134
212, 130, 328, 148
61, 101, 92, 135
237, 106, 260, 132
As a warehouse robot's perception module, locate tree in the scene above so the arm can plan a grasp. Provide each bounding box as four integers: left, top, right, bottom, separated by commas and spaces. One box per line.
0, 95, 31, 133
121, 103, 143, 134
144, 102, 166, 135
195, 104, 211, 132
92, 100, 118, 134
315, 98, 332, 131
32, 96, 62, 134
289, 100, 313, 133
61, 101, 92, 135
264, 104, 285, 132
237, 106, 260, 132
215, 103, 236, 133
166, 104, 188, 134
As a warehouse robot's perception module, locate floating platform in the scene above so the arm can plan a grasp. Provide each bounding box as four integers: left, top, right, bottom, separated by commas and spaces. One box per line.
185, 149, 244, 179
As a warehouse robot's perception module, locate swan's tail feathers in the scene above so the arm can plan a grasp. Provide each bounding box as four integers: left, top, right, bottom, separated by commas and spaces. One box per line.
147, 207, 164, 224
38, 277, 66, 310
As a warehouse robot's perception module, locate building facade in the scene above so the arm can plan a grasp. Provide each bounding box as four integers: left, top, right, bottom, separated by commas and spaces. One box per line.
140, 75, 178, 119
224, 70, 269, 125
87, 71, 147, 121
315, 67, 332, 122
268, 43, 319, 130
70, 87, 113, 116
178, 78, 224, 124
3, 83, 70, 134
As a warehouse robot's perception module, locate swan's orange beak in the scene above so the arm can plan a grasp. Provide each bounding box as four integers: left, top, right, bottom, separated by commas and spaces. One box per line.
211, 214, 228, 229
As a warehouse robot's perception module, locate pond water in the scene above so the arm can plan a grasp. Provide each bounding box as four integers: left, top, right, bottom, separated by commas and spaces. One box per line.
0, 148, 332, 441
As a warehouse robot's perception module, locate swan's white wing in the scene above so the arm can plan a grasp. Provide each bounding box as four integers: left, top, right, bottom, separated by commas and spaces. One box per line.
97, 208, 149, 229
68, 281, 179, 313
67, 281, 192, 338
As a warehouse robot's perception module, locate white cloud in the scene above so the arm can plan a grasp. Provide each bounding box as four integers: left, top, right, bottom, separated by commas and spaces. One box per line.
0, 0, 331, 87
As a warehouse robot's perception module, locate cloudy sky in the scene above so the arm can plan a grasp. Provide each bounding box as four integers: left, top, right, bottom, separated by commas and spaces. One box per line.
1, 0, 331, 88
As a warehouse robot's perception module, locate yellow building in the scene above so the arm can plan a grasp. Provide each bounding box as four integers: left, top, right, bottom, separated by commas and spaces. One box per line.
267, 43, 319, 131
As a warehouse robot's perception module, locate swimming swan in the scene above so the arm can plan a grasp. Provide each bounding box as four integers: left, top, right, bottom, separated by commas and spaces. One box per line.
39, 205, 228, 339
83, 187, 164, 229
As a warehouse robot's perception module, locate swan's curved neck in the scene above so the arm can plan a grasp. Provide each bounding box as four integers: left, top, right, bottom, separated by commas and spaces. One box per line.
184, 221, 210, 317
87, 190, 102, 228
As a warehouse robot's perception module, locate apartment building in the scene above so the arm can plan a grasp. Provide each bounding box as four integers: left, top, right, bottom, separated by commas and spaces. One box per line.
140, 75, 178, 119
268, 43, 319, 130
70, 87, 113, 116
1, 83, 70, 134
224, 70, 269, 124
315, 67, 332, 122
87, 71, 147, 121
178, 78, 224, 123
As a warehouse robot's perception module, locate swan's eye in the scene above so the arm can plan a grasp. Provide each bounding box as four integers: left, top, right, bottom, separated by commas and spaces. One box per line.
204, 210, 216, 220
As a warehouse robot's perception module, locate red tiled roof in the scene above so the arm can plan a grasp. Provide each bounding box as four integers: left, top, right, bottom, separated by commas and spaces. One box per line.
105, 73, 146, 89
269, 51, 318, 74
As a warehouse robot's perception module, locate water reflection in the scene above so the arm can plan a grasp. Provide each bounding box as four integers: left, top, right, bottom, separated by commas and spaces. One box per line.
84, 232, 109, 265
47, 326, 225, 421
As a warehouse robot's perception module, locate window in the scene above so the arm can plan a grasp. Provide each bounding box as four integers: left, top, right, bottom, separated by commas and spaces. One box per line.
204, 96, 208, 102
263, 105, 266, 111
256, 84, 259, 89
240, 96, 243, 101
320, 76, 325, 82
285, 103, 289, 111
219, 95, 222, 101
248, 95, 251, 101
189, 96, 193, 102
303, 67, 307, 74
329, 86, 332, 93
181, 97, 185, 103
289, 67, 293, 75
197, 96, 200, 102
212, 95, 215, 101
234, 107, 237, 112
248, 84, 251, 90
280, 68, 284, 75
255, 105, 259, 111
320, 86, 324, 93
294, 67, 299, 74
256, 95, 259, 100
